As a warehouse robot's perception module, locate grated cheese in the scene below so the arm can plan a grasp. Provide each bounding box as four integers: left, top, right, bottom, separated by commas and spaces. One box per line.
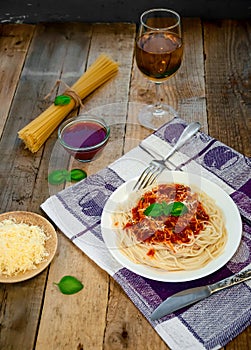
0, 218, 50, 276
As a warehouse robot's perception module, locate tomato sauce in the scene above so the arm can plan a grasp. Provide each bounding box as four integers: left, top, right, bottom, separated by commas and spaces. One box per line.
124, 184, 209, 252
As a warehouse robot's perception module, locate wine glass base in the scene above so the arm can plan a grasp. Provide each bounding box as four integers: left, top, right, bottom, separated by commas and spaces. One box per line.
138, 104, 178, 131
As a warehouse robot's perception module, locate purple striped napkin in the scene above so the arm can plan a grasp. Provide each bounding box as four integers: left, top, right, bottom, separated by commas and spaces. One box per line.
41, 117, 251, 350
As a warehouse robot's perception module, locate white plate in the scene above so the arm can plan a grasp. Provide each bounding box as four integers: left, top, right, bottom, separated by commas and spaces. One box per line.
101, 171, 242, 282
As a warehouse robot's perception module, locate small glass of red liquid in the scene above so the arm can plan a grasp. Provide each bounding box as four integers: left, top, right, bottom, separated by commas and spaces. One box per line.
58, 115, 110, 162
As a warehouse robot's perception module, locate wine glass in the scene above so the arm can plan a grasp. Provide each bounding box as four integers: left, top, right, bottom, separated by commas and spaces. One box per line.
135, 8, 183, 130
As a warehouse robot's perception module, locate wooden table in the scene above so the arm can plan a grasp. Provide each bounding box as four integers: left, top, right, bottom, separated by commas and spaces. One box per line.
0, 19, 250, 350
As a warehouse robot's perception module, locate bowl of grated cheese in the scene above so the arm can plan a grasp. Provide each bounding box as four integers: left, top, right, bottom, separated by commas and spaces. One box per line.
0, 211, 58, 283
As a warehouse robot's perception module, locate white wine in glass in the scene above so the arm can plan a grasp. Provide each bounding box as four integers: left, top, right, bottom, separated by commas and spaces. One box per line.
135, 8, 183, 130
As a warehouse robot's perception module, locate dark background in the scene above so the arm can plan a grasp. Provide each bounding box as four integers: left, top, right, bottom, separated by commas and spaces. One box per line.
0, 0, 250, 23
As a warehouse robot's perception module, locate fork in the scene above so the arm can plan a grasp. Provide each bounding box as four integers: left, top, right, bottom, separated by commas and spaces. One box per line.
133, 121, 201, 191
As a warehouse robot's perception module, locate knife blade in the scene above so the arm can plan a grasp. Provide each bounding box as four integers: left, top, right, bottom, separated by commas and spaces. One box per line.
151, 268, 251, 321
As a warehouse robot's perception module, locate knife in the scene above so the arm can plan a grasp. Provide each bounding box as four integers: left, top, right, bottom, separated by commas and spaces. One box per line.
151, 268, 251, 321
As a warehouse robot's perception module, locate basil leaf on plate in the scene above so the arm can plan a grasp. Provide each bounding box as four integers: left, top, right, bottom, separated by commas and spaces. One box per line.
161, 201, 171, 216
144, 203, 163, 217
169, 202, 188, 216
144, 201, 188, 218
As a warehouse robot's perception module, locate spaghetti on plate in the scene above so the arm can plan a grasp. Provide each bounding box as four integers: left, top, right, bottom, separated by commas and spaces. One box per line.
113, 183, 227, 271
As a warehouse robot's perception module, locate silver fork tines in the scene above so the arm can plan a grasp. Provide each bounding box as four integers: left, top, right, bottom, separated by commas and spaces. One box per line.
134, 161, 164, 190
133, 121, 201, 191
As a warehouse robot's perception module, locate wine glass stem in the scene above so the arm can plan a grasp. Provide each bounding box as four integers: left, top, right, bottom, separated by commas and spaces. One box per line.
154, 82, 163, 113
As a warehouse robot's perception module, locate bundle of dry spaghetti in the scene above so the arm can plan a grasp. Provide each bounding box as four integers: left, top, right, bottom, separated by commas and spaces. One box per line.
18, 54, 119, 153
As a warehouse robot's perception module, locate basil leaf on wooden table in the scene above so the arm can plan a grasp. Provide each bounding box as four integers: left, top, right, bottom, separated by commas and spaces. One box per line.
70, 169, 87, 182
54, 275, 84, 295
48, 169, 87, 185
48, 169, 71, 185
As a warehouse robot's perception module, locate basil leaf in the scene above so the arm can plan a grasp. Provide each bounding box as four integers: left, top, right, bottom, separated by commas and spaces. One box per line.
144, 203, 163, 217
54, 275, 84, 295
70, 169, 87, 182
54, 95, 71, 106
161, 201, 171, 216
169, 202, 188, 216
48, 169, 70, 185
144, 201, 188, 218
48, 169, 87, 185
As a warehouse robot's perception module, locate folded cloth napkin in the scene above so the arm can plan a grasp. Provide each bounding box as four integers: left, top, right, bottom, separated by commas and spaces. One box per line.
41, 117, 251, 350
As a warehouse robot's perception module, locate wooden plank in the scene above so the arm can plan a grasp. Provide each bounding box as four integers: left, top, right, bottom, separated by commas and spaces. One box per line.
0, 22, 93, 350
104, 279, 168, 350
103, 18, 207, 350
85, 23, 136, 107
176, 18, 207, 131
29, 21, 94, 210
35, 23, 136, 350
80, 23, 137, 176
0, 24, 34, 137
204, 19, 251, 157
204, 19, 251, 350
227, 328, 251, 350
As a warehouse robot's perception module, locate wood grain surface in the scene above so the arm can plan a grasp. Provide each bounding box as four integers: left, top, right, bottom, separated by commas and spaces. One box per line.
0, 19, 250, 350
